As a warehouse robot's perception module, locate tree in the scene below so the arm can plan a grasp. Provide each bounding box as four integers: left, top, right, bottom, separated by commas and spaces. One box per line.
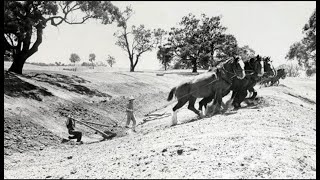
106, 55, 116, 67
302, 8, 316, 55
278, 63, 301, 77
89, 53, 96, 69
81, 62, 91, 66
157, 45, 174, 70
166, 14, 232, 72
214, 34, 238, 60
167, 14, 202, 72
55, 62, 62, 66
238, 45, 255, 62
69, 53, 81, 65
286, 8, 316, 69
286, 42, 309, 68
4, 1, 121, 74
4, 51, 13, 62
114, 7, 165, 72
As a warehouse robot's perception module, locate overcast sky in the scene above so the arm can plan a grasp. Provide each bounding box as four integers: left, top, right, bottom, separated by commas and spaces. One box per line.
29, 1, 316, 70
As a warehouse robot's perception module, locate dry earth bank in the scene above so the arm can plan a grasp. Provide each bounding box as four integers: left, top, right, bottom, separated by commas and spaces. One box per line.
3, 63, 316, 179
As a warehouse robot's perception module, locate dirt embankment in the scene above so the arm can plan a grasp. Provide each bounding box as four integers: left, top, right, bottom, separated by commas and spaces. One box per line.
3, 70, 189, 155
3, 68, 316, 179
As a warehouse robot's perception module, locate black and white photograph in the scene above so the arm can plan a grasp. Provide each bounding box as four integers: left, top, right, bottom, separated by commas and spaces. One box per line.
3, 1, 316, 179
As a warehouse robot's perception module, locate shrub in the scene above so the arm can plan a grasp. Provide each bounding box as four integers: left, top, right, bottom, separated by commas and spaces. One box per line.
306, 68, 316, 77
277, 63, 301, 77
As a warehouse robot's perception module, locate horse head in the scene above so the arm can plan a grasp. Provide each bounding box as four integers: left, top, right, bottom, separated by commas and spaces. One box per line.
231, 56, 246, 79
247, 55, 264, 77
263, 56, 276, 78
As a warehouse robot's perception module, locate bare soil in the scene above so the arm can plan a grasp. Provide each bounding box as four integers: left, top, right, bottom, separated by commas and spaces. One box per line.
3, 64, 316, 179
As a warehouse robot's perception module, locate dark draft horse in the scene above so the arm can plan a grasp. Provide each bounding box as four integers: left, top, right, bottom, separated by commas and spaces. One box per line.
198, 55, 265, 114
167, 57, 246, 126
260, 68, 286, 86
229, 56, 276, 109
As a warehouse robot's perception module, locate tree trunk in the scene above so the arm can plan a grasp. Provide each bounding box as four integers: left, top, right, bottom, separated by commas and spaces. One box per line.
192, 59, 197, 73
130, 66, 135, 72
129, 56, 134, 72
8, 55, 27, 74
130, 56, 139, 72
7, 23, 44, 74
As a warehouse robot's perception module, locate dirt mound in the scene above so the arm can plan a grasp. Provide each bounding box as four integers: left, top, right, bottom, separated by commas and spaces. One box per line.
3, 70, 188, 155
4, 71, 53, 101
4, 116, 61, 155
25, 72, 112, 98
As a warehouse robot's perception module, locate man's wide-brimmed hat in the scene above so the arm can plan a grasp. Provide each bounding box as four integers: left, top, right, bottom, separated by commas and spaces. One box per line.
128, 96, 135, 100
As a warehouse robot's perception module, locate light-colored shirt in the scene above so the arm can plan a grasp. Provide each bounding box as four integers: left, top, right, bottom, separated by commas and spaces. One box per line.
126, 101, 134, 112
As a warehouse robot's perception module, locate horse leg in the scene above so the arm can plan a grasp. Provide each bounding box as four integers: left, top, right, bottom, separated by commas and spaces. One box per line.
198, 98, 206, 116
231, 91, 240, 110
171, 97, 189, 126
214, 90, 223, 114
233, 90, 247, 109
188, 96, 201, 117
224, 96, 234, 113
199, 96, 213, 117
238, 90, 250, 107
206, 89, 222, 116
248, 87, 257, 100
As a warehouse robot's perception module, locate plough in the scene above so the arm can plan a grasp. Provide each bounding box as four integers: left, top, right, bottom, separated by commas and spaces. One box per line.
143, 112, 171, 122
70, 117, 116, 139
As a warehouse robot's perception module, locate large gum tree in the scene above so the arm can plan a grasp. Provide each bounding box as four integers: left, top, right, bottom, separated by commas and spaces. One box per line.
4, 1, 121, 74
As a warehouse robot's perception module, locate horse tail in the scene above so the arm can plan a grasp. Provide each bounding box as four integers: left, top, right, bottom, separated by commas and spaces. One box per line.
167, 87, 176, 101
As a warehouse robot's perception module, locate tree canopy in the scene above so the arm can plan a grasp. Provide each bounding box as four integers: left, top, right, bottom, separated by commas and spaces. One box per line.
114, 7, 165, 72
164, 13, 239, 72
4, 1, 121, 74
106, 55, 116, 67
69, 53, 81, 64
157, 45, 174, 71
286, 8, 316, 69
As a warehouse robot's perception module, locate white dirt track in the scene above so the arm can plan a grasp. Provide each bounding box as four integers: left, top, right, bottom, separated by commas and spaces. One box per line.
4, 65, 316, 179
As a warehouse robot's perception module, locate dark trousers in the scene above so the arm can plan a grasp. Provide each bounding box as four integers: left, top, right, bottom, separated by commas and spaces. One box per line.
68, 129, 82, 142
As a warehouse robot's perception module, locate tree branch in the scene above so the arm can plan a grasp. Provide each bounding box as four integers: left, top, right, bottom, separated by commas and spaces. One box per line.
4, 34, 15, 48
123, 27, 133, 62
22, 29, 32, 52
25, 23, 43, 58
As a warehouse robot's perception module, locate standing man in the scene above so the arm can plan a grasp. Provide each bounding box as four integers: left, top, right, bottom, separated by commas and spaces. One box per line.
125, 96, 136, 132
66, 114, 83, 144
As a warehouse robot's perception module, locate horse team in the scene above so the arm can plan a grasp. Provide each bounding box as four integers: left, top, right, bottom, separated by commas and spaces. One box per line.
260, 68, 286, 87
167, 55, 277, 126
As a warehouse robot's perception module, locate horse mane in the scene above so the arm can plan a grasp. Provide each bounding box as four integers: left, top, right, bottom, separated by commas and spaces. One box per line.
208, 58, 231, 72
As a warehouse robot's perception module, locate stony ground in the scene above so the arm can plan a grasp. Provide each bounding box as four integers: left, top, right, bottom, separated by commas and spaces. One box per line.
3, 64, 316, 179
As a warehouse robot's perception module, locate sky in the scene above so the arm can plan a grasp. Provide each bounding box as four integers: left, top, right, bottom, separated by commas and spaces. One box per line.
28, 1, 316, 70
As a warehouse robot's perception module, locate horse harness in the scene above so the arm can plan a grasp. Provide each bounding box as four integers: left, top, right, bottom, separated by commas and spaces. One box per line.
219, 66, 238, 85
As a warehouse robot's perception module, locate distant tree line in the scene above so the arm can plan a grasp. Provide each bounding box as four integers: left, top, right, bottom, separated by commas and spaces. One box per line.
156, 13, 256, 73
5, 1, 314, 74
286, 8, 316, 76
